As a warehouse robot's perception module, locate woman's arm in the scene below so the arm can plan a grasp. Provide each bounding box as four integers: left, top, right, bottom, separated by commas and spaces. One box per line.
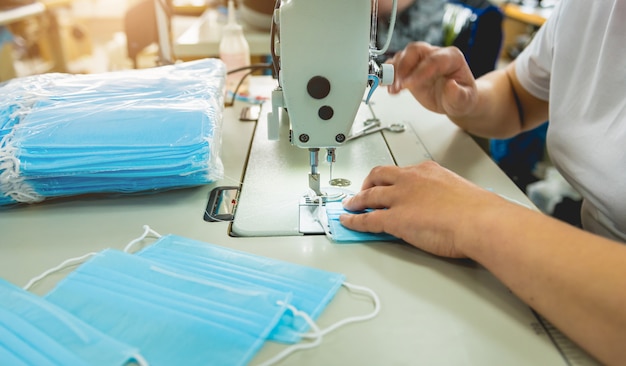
468, 195, 626, 366
340, 162, 626, 366
387, 43, 549, 139
451, 63, 549, 138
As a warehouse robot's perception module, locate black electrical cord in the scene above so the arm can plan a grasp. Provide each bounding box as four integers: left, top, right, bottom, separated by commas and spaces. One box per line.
225, 63, 273, 107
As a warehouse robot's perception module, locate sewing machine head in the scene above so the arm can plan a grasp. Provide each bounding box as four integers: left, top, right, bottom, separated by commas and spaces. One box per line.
268, 0, 394, 197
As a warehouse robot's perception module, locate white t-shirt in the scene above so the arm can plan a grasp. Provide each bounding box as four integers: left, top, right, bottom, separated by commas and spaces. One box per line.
515, 0, 626, 242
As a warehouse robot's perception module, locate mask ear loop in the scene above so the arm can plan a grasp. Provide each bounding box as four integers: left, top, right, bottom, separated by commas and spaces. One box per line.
23, 251, 98, 291
123, 224, 163, 253
257, 302, 323, 366
302, 281, 381, 339
258, 282, 381, 366
23, 225, 162, 291
311, 198, 383, 337
1, 130, 45, 204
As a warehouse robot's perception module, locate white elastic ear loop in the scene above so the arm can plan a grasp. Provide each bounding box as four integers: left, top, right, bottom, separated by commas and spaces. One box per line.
123, 224, 162, 253
257, 282, 381, 366
302, 281, 381, 339
23, 225, 163, 291
0, 137, 43, 204
257, 302, 323, 366
23, 251, 98, 291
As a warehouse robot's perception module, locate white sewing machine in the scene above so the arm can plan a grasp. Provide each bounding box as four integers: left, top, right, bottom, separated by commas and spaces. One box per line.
199, 0, 525, 240
267, 0, 395, 197
231, 0, 406, 236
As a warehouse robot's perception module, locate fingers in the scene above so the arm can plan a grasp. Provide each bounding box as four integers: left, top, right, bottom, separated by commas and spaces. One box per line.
341, 165, 403, 211
388, 42, 439, 94
393, 44, 467, 84
387, 43, 475, 115
343, 166, 410, 216
360, 165, 402, 190
342, 185, 393, 212
404, 48, 470, 97
339, 209, 388, 234
344, 162, 442, 212
413, 46, 472, 86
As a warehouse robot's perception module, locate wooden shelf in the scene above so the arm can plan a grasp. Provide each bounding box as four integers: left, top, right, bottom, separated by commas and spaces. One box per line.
501, 3, 552, 27
499, 3, 554, 61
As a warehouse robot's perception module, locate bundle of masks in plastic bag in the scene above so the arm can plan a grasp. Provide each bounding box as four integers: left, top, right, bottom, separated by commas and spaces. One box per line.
1, 229, 380, 366
0, 59, 226, 207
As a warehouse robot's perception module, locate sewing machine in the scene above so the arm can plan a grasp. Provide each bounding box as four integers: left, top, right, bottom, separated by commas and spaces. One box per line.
267, 0, 395, 197
230, 0, 404, 236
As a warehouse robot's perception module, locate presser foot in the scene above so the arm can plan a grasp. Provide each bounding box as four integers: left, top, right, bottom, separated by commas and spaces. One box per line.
298, 188, 348, 234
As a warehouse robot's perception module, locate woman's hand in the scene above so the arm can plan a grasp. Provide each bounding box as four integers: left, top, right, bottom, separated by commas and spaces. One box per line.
387, 42, 478, 119
340, 161, 503, 258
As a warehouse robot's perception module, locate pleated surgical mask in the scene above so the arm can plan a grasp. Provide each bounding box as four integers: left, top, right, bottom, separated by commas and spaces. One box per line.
0, 278, 145, 366
44, 249, 290, 366
21, 226, 381, 366
134, 234, 347, 344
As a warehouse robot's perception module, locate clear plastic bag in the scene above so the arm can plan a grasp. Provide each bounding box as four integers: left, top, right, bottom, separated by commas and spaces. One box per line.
0, 58, 226, 207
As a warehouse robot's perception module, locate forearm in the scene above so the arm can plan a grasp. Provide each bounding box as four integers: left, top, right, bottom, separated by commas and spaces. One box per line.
449, 63, 549, 139
463, 199, 626, 366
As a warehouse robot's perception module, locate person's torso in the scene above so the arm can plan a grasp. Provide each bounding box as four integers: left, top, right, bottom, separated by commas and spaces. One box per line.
544, 0, 626, 241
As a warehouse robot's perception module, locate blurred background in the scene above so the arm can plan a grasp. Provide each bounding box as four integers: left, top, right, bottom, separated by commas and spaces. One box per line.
2, 0, 531, 81
1, 0, 237, 79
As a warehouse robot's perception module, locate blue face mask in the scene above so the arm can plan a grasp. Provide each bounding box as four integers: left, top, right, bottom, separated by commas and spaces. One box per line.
0, 58, 225, 207
324, 201, 399, 243
135, 234, 347, 344
0, 278, 144, 366
21, 227, 380, 365
44, 249, 291, 366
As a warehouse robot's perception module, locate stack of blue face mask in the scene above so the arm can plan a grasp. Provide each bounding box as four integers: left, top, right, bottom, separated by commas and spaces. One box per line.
1, 234, 353, 366
0, 59, 226, 207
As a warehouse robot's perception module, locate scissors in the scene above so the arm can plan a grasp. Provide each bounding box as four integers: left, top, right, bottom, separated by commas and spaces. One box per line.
346, 123, 406, 141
